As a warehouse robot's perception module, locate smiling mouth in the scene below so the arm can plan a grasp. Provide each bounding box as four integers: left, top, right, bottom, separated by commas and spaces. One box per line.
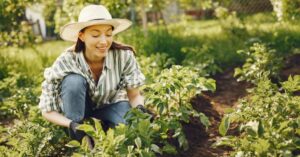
96, 47, 107, 51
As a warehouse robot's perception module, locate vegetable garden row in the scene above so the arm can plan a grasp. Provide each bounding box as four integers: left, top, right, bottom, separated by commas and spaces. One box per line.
0, 12, 300, 156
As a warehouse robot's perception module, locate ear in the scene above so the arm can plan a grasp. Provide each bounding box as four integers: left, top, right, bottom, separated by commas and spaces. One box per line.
78, 32, 85, 42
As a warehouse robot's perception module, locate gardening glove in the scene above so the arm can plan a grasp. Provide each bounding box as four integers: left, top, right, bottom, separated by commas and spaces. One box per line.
69, 121, 95, 150
68, 121, 86, 142
136, 105, 156, 121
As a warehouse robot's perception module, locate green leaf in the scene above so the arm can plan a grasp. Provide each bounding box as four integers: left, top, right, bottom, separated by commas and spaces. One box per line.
77, 124, 95, 137
178, 134, 188, 151
135, 137, 142, 149
253, 139, 270, 155
72, 153, 84, 157
162, 144, 177, 155
128, 145, 134, 154
234, 67, 242, 77
296, 128, 300, 136
138, 119, 150, 137
204, 78, 216, 92
199, 113, 210, 129
114, 135, 126, 145
219, 116, 230, 136
81, 136, 92, 152
92, 118, 104, 137
151, 144, 162, 154
212, 136, 235, 148
66, 140, 80, 148
257, 120, 264, 137
241, 121, 260, 137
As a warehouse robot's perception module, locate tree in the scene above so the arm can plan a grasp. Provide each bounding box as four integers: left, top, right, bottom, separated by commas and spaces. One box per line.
0, 0, 41, 47
270, 0, 300, 22
53, 0, 129, 34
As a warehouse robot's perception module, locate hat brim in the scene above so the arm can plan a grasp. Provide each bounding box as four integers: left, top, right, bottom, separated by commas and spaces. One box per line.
60, 19, 132, 42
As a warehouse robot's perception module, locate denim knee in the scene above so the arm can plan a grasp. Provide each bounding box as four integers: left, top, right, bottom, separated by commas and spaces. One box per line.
62, 74, 87, 95
61, 74, 87, 122
92, 101, 131, 127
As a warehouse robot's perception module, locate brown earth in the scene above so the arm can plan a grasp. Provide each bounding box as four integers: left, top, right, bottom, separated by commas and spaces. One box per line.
173, 69, 252, 157
169, 54, 300, 157
0, 54, 298, 157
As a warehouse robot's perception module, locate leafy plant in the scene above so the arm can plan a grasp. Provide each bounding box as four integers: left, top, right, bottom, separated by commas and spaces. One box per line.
143, 65, 215, 124
215, 76, 300, 156
234, 43, 283, 84
138, 52, 175, 83
181, 46, 222, 76
0, 0, 42, 47
0, 120, 70, 157
68, 65, 216, 156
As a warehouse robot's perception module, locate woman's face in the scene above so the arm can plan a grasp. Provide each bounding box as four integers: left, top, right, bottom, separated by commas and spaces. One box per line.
79, 24, 113, 62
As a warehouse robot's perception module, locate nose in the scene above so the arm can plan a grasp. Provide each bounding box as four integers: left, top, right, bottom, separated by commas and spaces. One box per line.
99, 34, 107, 45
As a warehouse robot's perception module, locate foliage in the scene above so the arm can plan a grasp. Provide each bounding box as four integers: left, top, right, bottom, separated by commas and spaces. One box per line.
68, 65, 216, 156
215, 76, 300, 156
215, 6, 248, 39
137, 52, 175, 83
234, 43, 283, 84
0, 0, 42, 47
0, 70, 39, 119
0, 41, 66, 119
282, 75, 300, 93
270, 0, 300, 22
181, 46, 222, 76
1, 10, 300, 156
0, 120, 70, 157
143, 65, 215, 124
46, 0, 129, 34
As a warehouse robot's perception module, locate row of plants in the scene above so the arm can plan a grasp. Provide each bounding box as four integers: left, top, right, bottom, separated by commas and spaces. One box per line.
66, 65, 216, 156
0, 41, 216, 156
215, 42, 300, 156
216, 76, 300, 156
0, 43, 73, 156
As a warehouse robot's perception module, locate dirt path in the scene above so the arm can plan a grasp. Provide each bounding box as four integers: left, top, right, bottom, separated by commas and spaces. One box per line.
172, 54, 300, 157
177, 69, 251, 157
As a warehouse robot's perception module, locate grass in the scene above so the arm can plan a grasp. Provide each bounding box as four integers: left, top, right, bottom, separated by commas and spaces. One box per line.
0, 40, 70, 76
1, 12, 300, 76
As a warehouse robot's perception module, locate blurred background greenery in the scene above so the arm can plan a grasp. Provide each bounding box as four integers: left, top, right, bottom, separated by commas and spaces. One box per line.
1, 0, 300, 156
1, 0, 300, 121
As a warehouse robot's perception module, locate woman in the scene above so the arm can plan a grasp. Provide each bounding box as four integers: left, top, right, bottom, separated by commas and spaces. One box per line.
39, 5, 151, 143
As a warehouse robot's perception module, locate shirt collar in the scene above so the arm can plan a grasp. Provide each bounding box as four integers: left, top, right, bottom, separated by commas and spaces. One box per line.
77, 50, 112, 72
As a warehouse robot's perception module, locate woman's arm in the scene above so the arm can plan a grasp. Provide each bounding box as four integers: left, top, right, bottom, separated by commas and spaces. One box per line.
42, 111, 72, 128
126, 87, 144, 108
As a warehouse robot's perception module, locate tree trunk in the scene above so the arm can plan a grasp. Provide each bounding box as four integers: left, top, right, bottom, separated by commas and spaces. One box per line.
141, 1, 148, 37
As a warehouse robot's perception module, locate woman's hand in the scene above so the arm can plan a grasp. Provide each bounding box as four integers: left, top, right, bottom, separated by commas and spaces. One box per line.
136, 105, 156, 121
126, 87, 144, 108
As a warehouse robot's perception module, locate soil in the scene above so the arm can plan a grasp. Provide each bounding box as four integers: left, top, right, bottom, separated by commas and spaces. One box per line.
279, 54, 300, 80
167, 54, 300, 157
167, 68, 252, 157
0, 54, 298, 157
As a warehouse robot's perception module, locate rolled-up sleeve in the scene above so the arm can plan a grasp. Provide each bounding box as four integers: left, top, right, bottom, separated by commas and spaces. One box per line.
38, 68, 62, 113
122, 51, 145, 89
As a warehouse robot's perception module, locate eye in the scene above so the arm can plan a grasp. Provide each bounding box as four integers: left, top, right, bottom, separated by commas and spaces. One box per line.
92, 35, 100, 38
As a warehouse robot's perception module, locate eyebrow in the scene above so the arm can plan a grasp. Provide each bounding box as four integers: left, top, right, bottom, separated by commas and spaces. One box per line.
90, 27, 113, 33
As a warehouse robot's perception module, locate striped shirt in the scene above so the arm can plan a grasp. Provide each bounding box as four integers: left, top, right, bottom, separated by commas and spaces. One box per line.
38, 47, 145, 113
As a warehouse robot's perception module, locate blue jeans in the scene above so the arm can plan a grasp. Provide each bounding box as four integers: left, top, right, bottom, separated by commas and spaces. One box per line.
61, 74, 131, 127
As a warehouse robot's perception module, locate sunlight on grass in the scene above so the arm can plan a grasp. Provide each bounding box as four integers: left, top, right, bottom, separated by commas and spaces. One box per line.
0, 40, 71, 76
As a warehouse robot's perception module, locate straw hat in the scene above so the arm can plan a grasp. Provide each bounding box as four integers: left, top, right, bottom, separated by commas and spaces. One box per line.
60, 5, 132, 42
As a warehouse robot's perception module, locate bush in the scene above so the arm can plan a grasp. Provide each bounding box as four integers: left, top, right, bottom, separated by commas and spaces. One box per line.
216, 76, 300, 156
234, 43, 283, 84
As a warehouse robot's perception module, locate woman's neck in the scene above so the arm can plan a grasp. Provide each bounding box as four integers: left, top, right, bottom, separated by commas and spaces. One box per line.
84, 52, 105, 65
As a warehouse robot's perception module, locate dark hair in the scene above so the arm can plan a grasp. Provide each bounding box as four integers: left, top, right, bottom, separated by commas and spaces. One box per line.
74, 27, 136, 54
